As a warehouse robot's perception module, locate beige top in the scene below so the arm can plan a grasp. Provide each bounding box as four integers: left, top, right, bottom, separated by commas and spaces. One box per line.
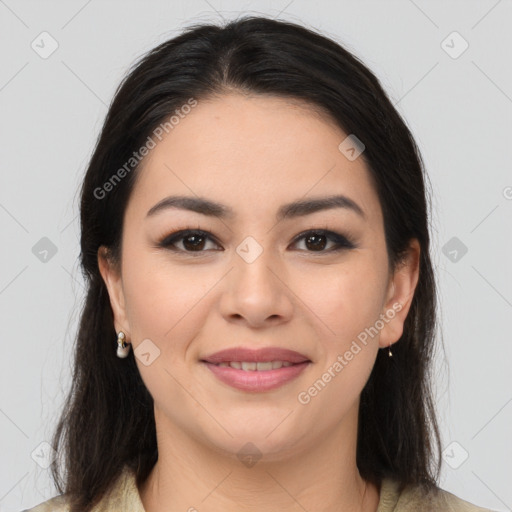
22, 465, 495, 512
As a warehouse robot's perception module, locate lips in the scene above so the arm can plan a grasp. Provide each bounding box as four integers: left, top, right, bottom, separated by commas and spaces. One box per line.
201, 347, 310, 365
200, 347, 312, 392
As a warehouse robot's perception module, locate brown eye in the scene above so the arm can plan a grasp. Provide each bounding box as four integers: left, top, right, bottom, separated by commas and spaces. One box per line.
292, 230, 355, 252
304, 233, 328, 251
159, 230, 220, 253
181, 233, 207, 251
159, 228, 355, 255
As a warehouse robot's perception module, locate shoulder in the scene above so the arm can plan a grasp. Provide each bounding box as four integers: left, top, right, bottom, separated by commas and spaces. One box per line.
20, 494, 69, 512
379, 478, 497, 512
20, 465, 145, 512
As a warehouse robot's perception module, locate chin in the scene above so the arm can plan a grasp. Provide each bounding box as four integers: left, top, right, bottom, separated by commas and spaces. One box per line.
200, 423, 308, 465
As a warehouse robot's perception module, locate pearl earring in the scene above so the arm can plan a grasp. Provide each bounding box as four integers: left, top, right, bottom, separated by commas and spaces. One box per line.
116, 331, 131, 358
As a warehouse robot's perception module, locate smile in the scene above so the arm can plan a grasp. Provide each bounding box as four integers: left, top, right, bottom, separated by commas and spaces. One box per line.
214, 361, 295, 370
202, 360, 311, 392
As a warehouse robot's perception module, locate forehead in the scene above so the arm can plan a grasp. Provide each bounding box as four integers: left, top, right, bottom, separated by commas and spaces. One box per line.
127, 93, 382, 225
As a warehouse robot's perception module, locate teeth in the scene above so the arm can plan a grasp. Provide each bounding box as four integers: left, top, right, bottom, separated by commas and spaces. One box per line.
216, 360, 296, 371
256, 361, 273, 371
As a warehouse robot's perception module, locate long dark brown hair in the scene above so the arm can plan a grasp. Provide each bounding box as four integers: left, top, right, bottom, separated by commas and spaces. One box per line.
50, 15, 442, 512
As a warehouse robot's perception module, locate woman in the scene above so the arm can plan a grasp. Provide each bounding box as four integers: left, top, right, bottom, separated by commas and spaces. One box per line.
23, 15, 494, 512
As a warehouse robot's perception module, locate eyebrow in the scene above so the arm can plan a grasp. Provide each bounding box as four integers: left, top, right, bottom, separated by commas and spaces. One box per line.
146, 194, 366, 221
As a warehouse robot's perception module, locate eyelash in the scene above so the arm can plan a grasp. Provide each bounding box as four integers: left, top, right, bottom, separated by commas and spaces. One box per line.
157, 227, 356, 255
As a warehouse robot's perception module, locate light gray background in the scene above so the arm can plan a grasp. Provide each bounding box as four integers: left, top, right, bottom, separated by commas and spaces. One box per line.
1, 1, 511, 511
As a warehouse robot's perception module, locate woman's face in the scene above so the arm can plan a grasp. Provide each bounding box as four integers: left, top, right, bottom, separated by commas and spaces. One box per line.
99, 92, 418, 460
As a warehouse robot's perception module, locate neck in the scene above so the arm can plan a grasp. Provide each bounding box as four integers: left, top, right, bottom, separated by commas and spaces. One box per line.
138, 403, 380, 512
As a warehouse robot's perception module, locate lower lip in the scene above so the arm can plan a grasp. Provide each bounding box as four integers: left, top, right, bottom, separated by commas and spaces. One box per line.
202, 361, 311, 392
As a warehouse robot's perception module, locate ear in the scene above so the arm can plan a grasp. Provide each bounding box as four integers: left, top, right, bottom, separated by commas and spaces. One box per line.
378, 238, 421, 349
97, 246, 131, 338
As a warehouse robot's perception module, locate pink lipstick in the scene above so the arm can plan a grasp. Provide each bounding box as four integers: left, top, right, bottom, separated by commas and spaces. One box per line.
201, 347, 311, 392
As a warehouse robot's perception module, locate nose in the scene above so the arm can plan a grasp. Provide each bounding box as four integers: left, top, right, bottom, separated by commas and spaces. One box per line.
218, 243, 294, 329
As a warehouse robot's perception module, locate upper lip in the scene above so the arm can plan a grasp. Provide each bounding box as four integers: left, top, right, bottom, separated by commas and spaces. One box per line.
201, 347, 310, 364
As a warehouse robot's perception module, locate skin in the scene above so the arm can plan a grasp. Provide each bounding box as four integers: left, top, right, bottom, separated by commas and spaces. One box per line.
98, 92, 420, 512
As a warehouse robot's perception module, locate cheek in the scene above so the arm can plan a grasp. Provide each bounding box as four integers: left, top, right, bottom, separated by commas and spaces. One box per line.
295, 262, 385, 414
120, 252, 210, 395
122, 250, 182, 335
293, 257, 387, 344
122, 249, 218, 353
